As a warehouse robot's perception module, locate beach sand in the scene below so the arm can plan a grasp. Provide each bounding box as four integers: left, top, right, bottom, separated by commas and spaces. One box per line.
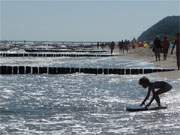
127, 48, 180, 79
113, 47, 180, 79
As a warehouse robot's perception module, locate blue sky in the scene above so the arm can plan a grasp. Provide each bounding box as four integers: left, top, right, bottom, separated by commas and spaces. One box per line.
0, 0, 179, 41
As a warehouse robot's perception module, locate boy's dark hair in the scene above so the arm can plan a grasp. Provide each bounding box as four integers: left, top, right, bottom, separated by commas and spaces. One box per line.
139, 76, 150, 85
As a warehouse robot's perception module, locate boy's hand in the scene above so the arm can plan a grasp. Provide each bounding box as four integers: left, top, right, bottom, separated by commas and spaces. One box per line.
145, 104, 150, 108
140, 102, 145, 106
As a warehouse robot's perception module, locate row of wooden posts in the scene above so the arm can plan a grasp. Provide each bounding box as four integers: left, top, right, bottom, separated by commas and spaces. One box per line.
0, 66, 175, 75
0, 53, 114, 57
24, 49, 106, 53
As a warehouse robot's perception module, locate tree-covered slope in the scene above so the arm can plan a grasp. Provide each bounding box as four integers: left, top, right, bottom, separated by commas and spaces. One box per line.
138, 16, 180, 41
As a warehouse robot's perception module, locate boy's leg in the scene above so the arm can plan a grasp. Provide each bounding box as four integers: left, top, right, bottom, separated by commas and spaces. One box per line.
156, 85, 172, 95
156, 89, 166, 95
154, 94, 161, 107
155, 87, 172, 107
154, 89, 166, 107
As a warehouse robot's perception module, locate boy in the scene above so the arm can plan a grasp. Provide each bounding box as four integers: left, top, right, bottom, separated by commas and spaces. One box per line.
139, 76, 172, 108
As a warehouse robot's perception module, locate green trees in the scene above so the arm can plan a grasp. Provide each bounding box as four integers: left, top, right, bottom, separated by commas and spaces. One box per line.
138, 16, 180, 42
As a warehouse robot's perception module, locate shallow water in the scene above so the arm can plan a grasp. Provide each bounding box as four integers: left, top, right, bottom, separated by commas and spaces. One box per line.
0, 74, 180, 135
0, 56, 154, 68
0, 55, 180, 134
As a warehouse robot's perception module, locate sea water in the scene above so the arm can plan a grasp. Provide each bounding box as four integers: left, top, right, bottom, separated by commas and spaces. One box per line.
0, 56, 154, 68
0, 57, 180, 135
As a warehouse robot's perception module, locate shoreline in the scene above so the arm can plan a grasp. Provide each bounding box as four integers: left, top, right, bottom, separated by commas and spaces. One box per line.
121, 48, 180, 80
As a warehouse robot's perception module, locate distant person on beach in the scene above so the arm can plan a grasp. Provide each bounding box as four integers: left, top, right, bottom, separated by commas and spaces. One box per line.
162, 36, 170, 60
110, 41, 115, 55
97, 42, 100, 49
100, 43, 105, 50
139, 76, 172, 108
153, 36, 162, 61
118, 41, 122, 53
118, 40, 124, 54
124, 40, 130, 53
171, 33, 180, 70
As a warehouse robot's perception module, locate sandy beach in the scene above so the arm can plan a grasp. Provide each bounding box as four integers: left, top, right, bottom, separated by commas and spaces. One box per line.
112, 47, 180, 79
128, 48, 180, 79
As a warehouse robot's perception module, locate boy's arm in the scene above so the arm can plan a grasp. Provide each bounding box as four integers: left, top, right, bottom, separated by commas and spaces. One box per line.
140, 89, 151, 106
145, 89, 155, 107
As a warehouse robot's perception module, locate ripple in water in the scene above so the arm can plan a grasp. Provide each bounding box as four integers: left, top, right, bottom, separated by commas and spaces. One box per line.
0, 74, 180, 135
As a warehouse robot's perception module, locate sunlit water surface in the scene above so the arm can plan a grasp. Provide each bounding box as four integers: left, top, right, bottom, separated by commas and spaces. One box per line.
0, 74, 180, 135
0, 56, 154, 68
0, 56, 180, 135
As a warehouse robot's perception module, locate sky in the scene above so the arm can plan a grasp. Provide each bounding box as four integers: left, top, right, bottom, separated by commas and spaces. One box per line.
0, 0, 179, 41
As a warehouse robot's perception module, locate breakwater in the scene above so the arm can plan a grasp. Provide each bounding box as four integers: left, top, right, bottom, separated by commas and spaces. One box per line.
24, 49, 106, 53
0, 66, 175, 75
0, 53, 113, 57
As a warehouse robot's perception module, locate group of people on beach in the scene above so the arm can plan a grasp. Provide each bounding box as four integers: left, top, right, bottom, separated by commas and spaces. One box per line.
109, 40, 130, 55
153, 33, 180, 70
96, 33, 180, 70
97, 40, 130, 55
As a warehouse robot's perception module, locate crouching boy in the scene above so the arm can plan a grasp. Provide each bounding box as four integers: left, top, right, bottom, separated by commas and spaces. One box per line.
139, 76, 172, 108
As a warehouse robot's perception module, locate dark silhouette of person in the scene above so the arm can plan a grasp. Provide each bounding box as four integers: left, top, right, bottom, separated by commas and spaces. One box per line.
139, 76, 172, 108
153, 36, 162, 61
162, 36, 170, 60
124, 40, 130, 53
118, 41, 123, 54
97, 42, 100, 49
110, 41, 115, 55
171, 33, 180, 70
100, 43, 105, 50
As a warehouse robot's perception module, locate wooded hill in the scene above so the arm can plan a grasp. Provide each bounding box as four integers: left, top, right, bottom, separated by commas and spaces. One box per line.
138, 16, 180, 42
